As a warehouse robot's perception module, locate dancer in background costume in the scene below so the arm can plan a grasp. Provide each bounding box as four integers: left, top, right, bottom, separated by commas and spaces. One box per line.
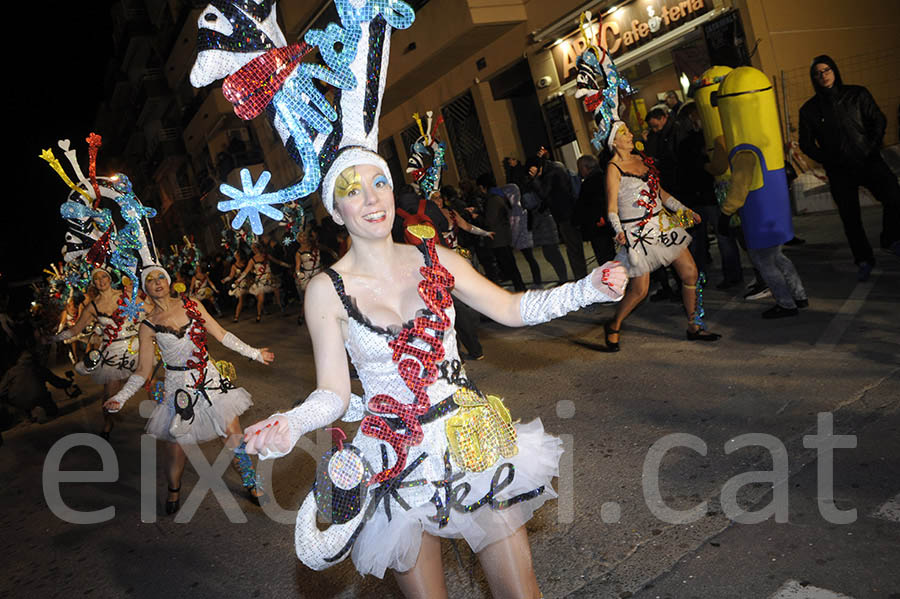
189, 1, 627, 596
104, 266, 273, 514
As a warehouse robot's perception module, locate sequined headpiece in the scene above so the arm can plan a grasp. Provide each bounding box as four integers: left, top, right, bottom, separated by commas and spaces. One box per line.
405, 110, 446, 198
190, 0, 415, 230
573, 11, 633, 151
40, 134, 162, 316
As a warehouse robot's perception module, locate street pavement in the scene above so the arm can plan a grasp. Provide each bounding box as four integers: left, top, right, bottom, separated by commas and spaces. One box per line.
1, 207, 898, 599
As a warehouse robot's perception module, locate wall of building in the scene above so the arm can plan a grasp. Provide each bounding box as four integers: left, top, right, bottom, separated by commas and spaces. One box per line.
740, 0, 900, 148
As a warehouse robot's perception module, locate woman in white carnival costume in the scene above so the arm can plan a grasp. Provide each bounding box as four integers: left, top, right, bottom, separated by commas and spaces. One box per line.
604, 122, 721, 349
54, 267, 141, 440
189, 0, 626, 594
104, 266, 274, 514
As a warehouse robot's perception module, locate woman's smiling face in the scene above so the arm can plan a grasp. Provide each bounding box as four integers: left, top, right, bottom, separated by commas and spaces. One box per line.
143, 269, 170, 299
332, 163, 395, 238
92, 270, 111, 291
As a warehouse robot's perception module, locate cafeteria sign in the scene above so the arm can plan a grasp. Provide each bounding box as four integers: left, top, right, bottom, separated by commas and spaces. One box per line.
551, 0, 709, 84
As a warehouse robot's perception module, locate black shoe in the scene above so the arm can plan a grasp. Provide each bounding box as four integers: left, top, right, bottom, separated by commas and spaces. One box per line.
744, 283, 772, 300
165, 486, 181, 515
857, 260, 875, 282
762, 305, 799, 319
99, 431, 110, 441
296, 315, 305, 326
784, 236, 806, 246
604, 321, 620, 352
461, 352, 485, 361
255, 315, 262, 323
686, 328, 722, 341
795, 298, 809, 309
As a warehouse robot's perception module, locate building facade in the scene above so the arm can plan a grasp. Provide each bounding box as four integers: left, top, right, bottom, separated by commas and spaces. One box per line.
96, 0, 900, 250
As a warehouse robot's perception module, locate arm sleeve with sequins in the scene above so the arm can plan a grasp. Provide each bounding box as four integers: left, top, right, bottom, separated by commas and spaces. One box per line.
519, 269, 621, 325
258, 389, 345, 460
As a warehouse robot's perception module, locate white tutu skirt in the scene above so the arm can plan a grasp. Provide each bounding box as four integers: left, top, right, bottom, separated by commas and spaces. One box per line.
617, 212, 692, 277
145, 385, 252, 444
229, 279, 252, 297
74, 338, 138, 385
348, 419, 562, 578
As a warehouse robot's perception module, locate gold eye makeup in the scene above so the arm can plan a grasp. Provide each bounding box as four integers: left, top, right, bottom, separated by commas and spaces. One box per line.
335, 168, 362, 198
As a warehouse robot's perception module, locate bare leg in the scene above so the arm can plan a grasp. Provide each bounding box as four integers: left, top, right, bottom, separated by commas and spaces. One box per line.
235, 295, 245, 320
164, 441, 187, 500
101, 378, 125, 435
255, 293, 264, 320
608, 273, 650, 343
393, 533, 448, 599
477, 526, 541, 599
670, 249, 700, 330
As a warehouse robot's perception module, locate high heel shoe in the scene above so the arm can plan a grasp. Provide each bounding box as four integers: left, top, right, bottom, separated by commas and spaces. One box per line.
165, 486, 181, 515
604, 321, 620, 352
255, 315, 261, 323
686, 327, 722, 341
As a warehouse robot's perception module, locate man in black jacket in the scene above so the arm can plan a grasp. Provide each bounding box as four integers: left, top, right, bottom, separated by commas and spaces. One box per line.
799, 54, 900, 280
575, 154, 615, 267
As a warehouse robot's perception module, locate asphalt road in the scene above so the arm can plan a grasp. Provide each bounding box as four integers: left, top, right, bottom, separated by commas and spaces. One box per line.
2, 207, 898, 599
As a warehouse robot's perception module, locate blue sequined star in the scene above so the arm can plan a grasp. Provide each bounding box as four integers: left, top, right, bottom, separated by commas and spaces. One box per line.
218, 169, 288, 234
119, 294, 145, 321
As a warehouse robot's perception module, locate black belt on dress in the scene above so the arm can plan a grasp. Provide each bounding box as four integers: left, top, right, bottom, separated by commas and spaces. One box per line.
165, 364, 192, 371
621, 210, 661, 224
377, 394, 460, 431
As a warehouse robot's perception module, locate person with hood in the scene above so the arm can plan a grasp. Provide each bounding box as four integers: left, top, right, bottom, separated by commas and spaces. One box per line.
799, 54, 900, 281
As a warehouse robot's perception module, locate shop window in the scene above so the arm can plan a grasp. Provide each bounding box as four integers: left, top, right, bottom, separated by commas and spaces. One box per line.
442, 91, 492, 182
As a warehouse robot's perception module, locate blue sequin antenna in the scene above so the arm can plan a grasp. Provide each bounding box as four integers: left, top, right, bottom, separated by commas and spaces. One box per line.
190, 0, 415, 232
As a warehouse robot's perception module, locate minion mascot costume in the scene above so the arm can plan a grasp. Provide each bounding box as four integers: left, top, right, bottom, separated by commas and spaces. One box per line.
714, 67, 808, 318
692, 65, 745, 288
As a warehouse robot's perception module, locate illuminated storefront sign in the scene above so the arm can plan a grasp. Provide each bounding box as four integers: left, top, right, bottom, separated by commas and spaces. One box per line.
551, 0, 710, 84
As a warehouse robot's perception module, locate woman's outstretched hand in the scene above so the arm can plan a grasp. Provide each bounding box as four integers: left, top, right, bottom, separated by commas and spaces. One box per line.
258, 348, 275, 365
593, 260, 628, 299
243, 414, 291, 456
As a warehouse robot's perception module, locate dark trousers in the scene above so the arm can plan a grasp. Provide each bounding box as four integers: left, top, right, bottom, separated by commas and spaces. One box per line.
519, 247, 542, 285
587, 230, 616, 268
827, 156, 900, 264
492, 245, 526, 292
539, 243, 568, 283
558, 220, 587, 279
454, 298, 483, 357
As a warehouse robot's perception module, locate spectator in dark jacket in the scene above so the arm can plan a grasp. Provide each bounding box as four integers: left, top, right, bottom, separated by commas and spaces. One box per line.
799, 54, 900, 278
526, 152, 587, 279
477, 173, 526, 291
644, 107, 679, 192
575, 154, 615, 266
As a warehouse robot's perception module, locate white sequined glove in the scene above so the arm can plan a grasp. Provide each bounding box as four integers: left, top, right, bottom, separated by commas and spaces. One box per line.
663, 196, 689, 213
520, 265, 625, 326
607, 212, 624, 235
104, 375, 146, 413
256, 390, 345, 460
222, 332, 263, 363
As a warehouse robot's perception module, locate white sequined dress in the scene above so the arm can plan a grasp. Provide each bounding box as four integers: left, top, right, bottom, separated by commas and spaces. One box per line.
74, 301, 140, 384
612, 163, 692, 277
298, 242, 562, 578
143, 299, 252, 444
248, 259, 279, 295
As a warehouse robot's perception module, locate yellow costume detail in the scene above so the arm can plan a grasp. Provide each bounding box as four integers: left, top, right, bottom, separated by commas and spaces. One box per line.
445, 388, 518, 472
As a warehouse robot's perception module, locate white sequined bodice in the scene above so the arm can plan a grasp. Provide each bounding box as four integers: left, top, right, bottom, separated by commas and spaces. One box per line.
616, 174, 657, 221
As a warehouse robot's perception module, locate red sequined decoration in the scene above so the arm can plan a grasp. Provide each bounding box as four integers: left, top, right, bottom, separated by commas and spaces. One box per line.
100, 297, 127, 348
182, 296, 209, 391
361, 239, 455, 485
222, 43, 313, 120
636, 153, 661, 228
86, 133, 103, 209
87, 228, 113, 267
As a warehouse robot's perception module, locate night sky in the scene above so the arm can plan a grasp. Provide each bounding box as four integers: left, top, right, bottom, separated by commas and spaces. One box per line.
4, 3, 114, 286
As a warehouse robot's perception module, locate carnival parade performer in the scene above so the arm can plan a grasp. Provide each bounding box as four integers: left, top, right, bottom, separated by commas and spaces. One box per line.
293, 228, 322, 326
245, 160, 626, 595
189, 264, 221, 315
189, 1, 625, 594
103, 266, 273, 514
53, 267, 142, 439
235, 243, 290, 323
604, 123, 721, 349
222, 251, 252, 322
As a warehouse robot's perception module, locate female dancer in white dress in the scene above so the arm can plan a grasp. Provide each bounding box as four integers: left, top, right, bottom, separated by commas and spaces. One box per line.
604, 122, 721, 350
103, 267, 273, 513
222, 251, 251, 322
53, 268, 141, 439
243, 160, 627, 597
293, 229, 323, 326
236, 243, 290, 323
